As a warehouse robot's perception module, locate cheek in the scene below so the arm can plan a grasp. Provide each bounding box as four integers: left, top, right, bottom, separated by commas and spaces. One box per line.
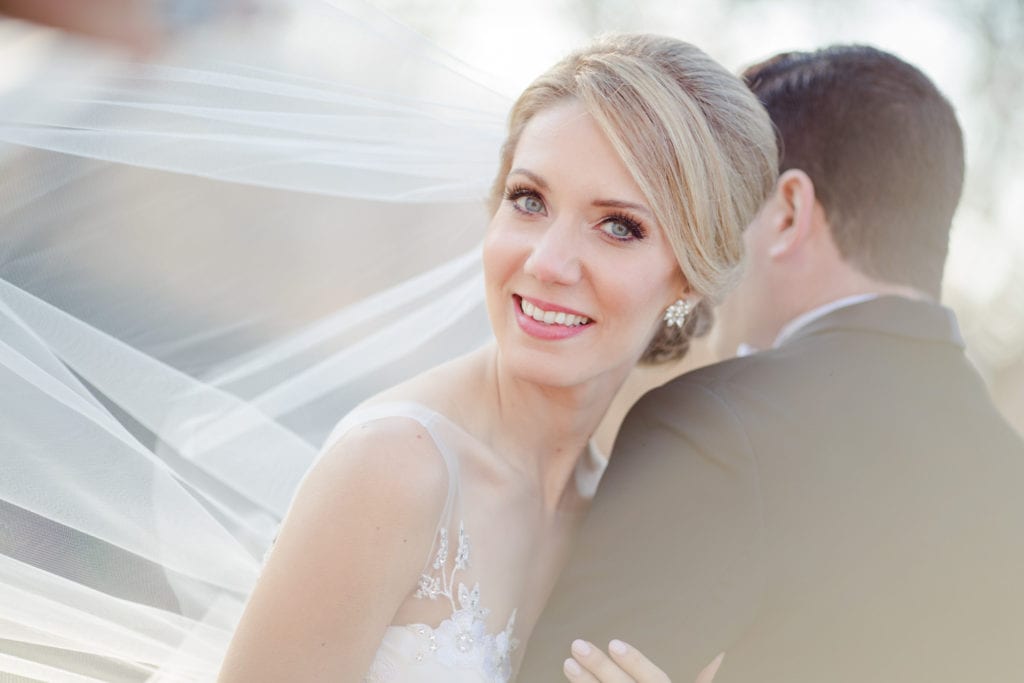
602, 257, 679, 335
482, 219, 524, 298
482, 221, 508, 276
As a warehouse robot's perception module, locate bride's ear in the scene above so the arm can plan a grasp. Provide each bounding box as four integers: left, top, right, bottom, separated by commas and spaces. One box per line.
767, 168, 817, 259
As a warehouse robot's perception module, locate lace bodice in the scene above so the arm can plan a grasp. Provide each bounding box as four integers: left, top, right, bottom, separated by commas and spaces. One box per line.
322, 402, 522, 683
363, 520, 518, 682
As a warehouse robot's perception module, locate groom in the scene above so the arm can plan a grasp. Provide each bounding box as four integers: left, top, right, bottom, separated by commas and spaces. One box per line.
520, 46, 1024, 682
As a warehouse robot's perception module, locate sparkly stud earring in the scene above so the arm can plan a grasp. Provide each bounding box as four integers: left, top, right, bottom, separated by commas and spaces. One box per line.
663, 299, 691, 328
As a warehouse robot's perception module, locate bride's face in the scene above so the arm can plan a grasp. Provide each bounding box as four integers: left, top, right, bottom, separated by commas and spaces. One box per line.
483, 99, 685, 389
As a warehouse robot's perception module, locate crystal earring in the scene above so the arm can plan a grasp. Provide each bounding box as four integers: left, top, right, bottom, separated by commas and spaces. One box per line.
663, 299, 691, 328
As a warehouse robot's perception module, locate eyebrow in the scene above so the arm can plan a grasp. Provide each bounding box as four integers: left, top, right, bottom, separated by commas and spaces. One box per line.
507, 168, 652, 217
508, 168, 549, 190
592, 199, 652, 217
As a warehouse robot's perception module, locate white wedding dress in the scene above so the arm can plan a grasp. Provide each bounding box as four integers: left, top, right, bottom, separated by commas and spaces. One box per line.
317, 401, 521, 683
300, 400, 604, 682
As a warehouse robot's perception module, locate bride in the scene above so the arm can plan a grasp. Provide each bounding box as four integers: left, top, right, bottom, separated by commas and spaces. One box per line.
216, 32, 776, 682
0, 5, 774, 682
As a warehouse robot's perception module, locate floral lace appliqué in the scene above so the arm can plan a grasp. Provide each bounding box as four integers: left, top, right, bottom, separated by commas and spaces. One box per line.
365, 521, 518, 683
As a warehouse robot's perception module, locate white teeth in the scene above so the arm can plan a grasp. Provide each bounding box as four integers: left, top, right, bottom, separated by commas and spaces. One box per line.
519, 298, 590, 327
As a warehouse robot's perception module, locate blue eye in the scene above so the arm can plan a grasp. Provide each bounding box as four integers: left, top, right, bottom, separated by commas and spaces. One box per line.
603, 220, 633, 239
600, 214, 646, 241
515, 194, 545, 214
504, 185, 546, 215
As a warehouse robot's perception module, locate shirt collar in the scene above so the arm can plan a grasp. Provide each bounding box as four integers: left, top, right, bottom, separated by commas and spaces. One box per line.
735, 293, 880, 357
772, 293, 880, 349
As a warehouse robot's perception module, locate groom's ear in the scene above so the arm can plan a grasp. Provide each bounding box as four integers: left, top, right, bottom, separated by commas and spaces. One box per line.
766, 168, 818, 260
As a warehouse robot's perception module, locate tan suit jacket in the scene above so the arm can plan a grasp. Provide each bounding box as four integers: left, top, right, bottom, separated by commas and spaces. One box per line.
520, 296, 1024, 682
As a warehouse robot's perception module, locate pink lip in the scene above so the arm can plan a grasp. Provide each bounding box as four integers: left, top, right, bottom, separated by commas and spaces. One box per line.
513, 295, 593, 341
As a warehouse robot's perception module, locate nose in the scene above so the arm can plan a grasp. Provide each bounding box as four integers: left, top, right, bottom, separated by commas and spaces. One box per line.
523, 217, 582, 285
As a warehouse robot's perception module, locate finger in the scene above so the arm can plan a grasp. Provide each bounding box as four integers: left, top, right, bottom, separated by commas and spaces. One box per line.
570, 639, 635, 683
564, 656, 601, 683
695, 652, 725, 683
606, 639, 670, 683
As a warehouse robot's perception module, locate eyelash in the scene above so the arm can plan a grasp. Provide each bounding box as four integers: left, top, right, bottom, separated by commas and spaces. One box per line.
504, 184, 539, 207
503, 184, 647, 242
603, 212, 647, 241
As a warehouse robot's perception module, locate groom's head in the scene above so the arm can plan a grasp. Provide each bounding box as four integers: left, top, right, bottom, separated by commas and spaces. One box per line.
712, 45, 964, 354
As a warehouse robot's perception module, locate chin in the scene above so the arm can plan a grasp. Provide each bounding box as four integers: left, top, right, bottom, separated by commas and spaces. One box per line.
498, 348, 587, 388
498, 339, 640, 393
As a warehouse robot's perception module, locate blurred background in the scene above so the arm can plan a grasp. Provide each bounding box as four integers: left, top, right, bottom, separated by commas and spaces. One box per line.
370, 0, 1024, 434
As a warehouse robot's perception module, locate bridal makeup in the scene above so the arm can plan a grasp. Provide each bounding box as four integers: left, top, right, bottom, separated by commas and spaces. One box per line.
481, 99, 683, 388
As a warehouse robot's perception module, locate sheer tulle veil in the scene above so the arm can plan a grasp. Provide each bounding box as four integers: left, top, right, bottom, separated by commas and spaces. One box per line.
0, 1, 512, 679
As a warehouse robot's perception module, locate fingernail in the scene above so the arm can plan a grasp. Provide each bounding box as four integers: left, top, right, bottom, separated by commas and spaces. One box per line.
571, 639, 592, 656
609, 639, 629, 656
564, 657, 582, 676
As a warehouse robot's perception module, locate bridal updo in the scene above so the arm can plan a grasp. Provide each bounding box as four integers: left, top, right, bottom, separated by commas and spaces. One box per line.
489, 34, 778, 362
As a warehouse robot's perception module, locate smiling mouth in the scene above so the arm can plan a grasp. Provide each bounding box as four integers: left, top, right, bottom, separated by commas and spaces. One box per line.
517, 296, 592, 327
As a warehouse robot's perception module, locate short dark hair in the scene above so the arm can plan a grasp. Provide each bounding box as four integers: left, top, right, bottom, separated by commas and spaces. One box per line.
743, 45, 964, 297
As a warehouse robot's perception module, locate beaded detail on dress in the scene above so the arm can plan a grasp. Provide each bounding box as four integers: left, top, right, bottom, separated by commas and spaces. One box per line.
363, 520, 519, 683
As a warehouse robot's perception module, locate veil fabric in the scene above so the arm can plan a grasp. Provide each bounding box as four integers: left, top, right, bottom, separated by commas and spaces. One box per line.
0, 1, 511, 679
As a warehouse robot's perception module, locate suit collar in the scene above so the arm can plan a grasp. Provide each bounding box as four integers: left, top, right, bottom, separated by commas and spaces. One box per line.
782, 295, 965, 349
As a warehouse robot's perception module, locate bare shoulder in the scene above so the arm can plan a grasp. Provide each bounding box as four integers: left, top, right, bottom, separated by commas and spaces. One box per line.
290, 344, 490, 528
300, 415, 451, 528
221, 418, 453, 680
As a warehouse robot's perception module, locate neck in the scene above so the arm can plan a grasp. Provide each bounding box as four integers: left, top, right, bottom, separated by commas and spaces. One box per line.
474, 344, 625, 513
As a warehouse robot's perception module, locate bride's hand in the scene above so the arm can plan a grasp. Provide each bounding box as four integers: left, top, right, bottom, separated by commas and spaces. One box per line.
562, 639, 724, 683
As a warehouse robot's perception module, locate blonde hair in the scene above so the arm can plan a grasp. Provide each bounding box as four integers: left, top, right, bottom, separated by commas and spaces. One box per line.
490, 34, 778, 362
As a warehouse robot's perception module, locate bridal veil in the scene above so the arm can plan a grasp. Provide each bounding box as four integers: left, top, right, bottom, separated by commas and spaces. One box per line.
0, 1, 510, 679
